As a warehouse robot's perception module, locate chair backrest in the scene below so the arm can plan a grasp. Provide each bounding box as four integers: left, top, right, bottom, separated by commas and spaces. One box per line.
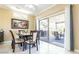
30, 31, 37, 42
9, 30, 15, 41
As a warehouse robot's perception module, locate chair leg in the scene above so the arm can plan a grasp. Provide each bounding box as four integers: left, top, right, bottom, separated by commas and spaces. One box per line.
25, 43, 27, 50
23, 42, 25, 51
12, 45, 15, 52
36, 43, 38, 51
20, 43, 22, 47
11, 44, 15, 52
13, 49, 15, 52
29, 44, 31, 54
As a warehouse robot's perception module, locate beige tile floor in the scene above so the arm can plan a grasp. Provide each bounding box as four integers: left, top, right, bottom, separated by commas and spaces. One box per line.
0, 41, 77, 54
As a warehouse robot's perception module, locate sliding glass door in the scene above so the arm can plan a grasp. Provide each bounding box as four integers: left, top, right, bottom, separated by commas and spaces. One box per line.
49, 13, 65, 47
39, 18, 49, 42
38, 12, 65, 47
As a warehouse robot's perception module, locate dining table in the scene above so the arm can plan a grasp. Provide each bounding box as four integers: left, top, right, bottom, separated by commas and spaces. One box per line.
19, 34, 32, 41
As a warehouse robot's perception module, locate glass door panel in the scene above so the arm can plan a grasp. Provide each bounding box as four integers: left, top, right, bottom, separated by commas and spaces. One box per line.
49, 13, 65, 47
39, 19, 49, 42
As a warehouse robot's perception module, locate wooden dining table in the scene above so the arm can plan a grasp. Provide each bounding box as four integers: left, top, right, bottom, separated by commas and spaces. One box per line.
19, 34, 32, 40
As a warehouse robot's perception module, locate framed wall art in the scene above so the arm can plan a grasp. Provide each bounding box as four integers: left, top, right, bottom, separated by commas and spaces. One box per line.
11, 18, 28, 29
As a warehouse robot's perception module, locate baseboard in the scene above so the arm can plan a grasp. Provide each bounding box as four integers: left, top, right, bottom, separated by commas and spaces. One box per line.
74, 49, 79, 53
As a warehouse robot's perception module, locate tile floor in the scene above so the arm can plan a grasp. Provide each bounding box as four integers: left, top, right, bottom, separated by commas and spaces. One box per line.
0, 41, 77, 54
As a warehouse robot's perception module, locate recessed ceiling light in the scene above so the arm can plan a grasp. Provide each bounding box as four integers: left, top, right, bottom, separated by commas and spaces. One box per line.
34, 4, 39, 6
25, 4, 35, 9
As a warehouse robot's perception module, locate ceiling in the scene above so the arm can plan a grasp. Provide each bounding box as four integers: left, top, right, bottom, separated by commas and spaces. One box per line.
0, 4, 55, 15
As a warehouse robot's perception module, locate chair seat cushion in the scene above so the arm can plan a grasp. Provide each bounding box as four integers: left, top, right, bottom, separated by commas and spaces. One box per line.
15, 39, 24, 44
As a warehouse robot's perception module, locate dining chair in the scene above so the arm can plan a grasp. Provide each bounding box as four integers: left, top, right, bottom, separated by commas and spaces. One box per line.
9, 30, 24, 52
25, 31, 38, 54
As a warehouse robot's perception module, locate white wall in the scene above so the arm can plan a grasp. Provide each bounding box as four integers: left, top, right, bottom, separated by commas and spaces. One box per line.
64, 5, 71, 50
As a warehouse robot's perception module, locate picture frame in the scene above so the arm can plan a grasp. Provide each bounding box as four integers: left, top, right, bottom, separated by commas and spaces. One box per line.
11, 18, 28, 29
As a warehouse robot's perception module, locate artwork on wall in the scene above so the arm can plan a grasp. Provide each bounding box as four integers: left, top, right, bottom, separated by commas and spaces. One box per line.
11, 18, 28, 29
